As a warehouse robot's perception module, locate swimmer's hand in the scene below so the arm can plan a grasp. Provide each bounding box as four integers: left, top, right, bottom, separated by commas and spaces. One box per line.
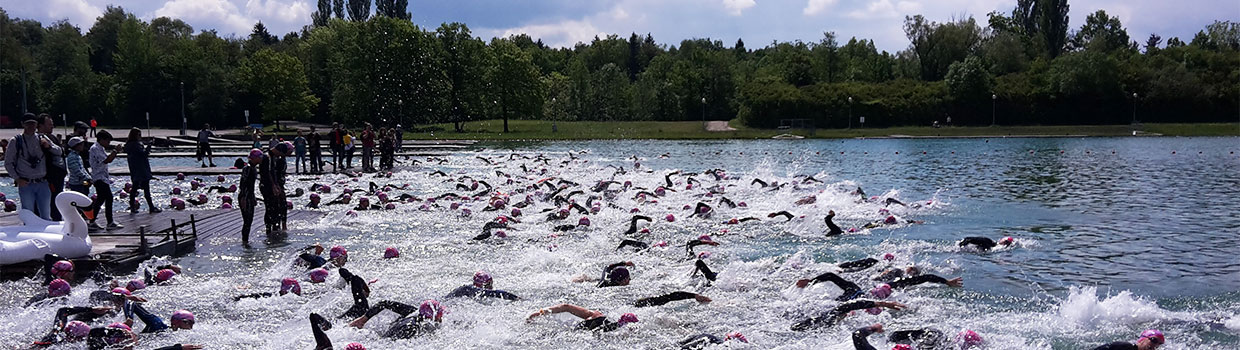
181, 345, 205, 350
694, 295, 712, 304
866, 323, 884, 333
91, 306, 113, 314
946, 277, 964, 288
795, 279, 812, 288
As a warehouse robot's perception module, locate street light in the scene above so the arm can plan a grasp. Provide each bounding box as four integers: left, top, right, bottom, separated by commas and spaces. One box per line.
1131, 92, 1139, 125
991, 93, 997, 126
847, 96, 853, 129
701, 97, 707, 131
180, 81, 186, 136
551, 97, 557, 133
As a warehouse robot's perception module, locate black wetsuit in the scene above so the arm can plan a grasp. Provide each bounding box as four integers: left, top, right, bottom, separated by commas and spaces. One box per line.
86, 327, 186, 350
691, 260, 718, 282
598, 263, 630, 287
340, 268, 371, 318
888, 274, 951, 290
622, 215, 652, 235
617, 239, 650, 251
685, 239, 715, 258
576, 317, 622, 332
310, 313, 334, 350
889, 328, 946, 349
825, 213, 844, 236
299, 253, 328, 269
804, 272, 865, 301
359, 301, 437, 339
852, 326, 882, 350
839, 258, 880, 272
791, 300, 879, 331
679, 334, 725, 349
959, 237, 999, 250
768, 211, 794, 221
1091, 342, 1139, 350
634, 291, 698, 307
444, 285, 519, 300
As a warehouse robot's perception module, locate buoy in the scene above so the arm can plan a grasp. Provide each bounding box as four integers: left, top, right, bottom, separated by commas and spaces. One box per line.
895, 152, 899, 155
922, 151, 926, 154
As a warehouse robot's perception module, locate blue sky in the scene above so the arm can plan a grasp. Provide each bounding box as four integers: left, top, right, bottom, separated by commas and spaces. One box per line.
5, 0, 1238, 52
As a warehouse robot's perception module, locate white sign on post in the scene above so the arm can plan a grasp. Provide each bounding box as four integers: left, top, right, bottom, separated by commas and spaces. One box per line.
859, 116, 865, 123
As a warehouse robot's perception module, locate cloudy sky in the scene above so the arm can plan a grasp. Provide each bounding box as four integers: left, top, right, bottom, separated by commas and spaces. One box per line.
6, 0, 1238, 52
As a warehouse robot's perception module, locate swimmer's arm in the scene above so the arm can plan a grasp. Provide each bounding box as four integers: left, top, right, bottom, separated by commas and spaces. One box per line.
852, 324, 883, 350
528, 304, 598, 321
888, 275, 962, 289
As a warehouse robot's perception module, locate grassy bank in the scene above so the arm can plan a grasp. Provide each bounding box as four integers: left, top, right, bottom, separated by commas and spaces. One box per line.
402, 120, 1240, 140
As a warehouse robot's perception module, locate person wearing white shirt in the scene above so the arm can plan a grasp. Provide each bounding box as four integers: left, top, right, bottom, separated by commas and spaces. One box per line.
88, 130, 122, 230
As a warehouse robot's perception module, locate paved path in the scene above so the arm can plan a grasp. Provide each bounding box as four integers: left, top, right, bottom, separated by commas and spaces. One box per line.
705, 121, 737, 131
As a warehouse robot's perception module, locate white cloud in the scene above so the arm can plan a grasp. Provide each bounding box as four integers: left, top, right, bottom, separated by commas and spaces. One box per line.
244, 0, 312, 25
496, 19, 603, 48
155, 0, 253, 34
846, 0, 921, 19
803, 0, 839, 16
610, 6, 630, 20
45, 0, 103, 29
722, 0, 756, 16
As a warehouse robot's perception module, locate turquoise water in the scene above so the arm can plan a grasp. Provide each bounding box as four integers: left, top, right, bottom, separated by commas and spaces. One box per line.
0, 137, 1237, 349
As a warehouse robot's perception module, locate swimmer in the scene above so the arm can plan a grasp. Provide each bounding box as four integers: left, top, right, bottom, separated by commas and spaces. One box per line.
751, 179, 769, 188
309, 313, 367, 350
689, 202, 714, 218
851, 324, 886, 350
620, 215, 653, 235
889, 328, 984, 349
142, 265, 181, 285
25, 279, 72, 307
718, 196, 737, 208
473, 221, 509, 240
873, 266, 921, 283
583, 261, 633, 287
124, 306, 195, 333
298, 244, 347, 269
838, 254, 895, 273
690, 259, 718, 283
768, 211, 795, 221
42, 256, 76, 284
233, 277, 303, 300
444, 271, 519, 300
338, 268, 373, 318
526, 304, 638, 332
790, 300, 907, 331
678, 332, 747, 349
958, 236, 1015, 251
85, 322, 201, 350
795, 195, 817, 205
633, 291, 711, 307
825, 210, 844, 236
616, 239, 652, 251
1091, 329, 1164, 350
344, 300, 443, 339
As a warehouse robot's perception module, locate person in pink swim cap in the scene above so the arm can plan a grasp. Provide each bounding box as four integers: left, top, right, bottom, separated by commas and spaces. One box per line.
527, 304, 639, 332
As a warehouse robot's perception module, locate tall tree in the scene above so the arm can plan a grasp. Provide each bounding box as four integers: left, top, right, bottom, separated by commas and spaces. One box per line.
904, 15, 981, 81
1036, 0, 1070, 58
238, 49, 318, 124
1071, 10, 1131, 53
333, 0, 346, 19
436, 23, 491, 131
84, 6, 129, 74
375, 0, 410, 20
312, 0, 332, 27
347, 0, 371, 22
490, 39, 544, 132
37, 20, 96, 119
1144, 34, 1162, 54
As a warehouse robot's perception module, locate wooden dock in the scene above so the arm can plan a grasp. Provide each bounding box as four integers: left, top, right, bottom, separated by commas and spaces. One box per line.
0, 208, 324, 280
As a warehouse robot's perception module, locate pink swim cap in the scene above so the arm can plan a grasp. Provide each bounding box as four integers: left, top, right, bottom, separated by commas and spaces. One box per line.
652, 240, 667, 247
511, 208, 522, 216
725, 332, 748, 343
197, 193, 208, 202
999, 236, 1015, 245
171, 187, 182, 195
155, 269, 177, 282
955, 329, 984, 348
418, 299, 444, 319
329, 246, 347, 259
217, 175, 225, 182
344, 343, 367, 350
52, 260, 74, 274
473, 271, 493, 287
228, 184, 237, 192
248, 149, 263, 160
682, 205, 692, 210
309, 268, 330, 283
309, 193, 320, 201
654, 187, 666, 196
639, 228, 651, 234
171, 309, 195, 323
221, 195, 233, 203
176, 173, 185, 180
578, 217, 591, 226
384, 247, 400, 258
1139, 329, 1164, 344
665, 214, 676, 222
883, 253, 896, 261
865, 307, 883, 315
111, 287, 131, 296
280, 277, 302, 295
737, 201, 747, 207
870, 284, 893, 299
698, 234, 713, 242
617, 313, 639, 326
64, 320, 90, 338
107, 322, 131, 332
461, 208, 472, 216
320, 185, 332, 193
630, 208, 640, 213
48, 279, 71, 297
892, 345, 913, 350
884, 215, 897, 224
126, 279, 146, 291
450, 202, 461, 210
495, 230, 507, 238
590, 206, 600, 214
221, 203, 234, 209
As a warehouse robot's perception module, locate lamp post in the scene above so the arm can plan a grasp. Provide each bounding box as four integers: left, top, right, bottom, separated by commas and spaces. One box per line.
701, 97, 707, 131
551, 97, 557, 133
991, 93, 997, 126
1131, 92, 1138, 125
847, 96, 853, 129
179, 81, 186, 136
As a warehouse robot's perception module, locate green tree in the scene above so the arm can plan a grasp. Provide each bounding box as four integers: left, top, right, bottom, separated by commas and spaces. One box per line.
944, 56, 994, 124
904, 15, 982, 81
490, 39, 544, 132
36, 21, 96, 119
112, 16, 157, 125
437, 23, 491, 131
1071, 10, 1132, 54
312, 0, 332, 27
375, 0, 410, 20
333, 0, 346, 19
347, 0, 371, 22
238, 49, 318, 125
84, 6, 128, 74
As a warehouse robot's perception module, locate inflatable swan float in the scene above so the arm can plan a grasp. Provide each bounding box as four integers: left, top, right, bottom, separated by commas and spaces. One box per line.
0, 191, 93, 265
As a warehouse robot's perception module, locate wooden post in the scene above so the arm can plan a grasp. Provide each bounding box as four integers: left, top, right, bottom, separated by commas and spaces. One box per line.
170, 219, 178, 256
138, 226, 149, 254
190, 214, 198, 239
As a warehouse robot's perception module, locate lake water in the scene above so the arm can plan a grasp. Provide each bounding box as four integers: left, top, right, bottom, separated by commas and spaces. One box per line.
1, 137, 1237, 349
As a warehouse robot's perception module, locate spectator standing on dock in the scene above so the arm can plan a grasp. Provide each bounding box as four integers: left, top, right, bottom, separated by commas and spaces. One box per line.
260, 142, 291, 234
308, 126, 323, 174
66, 138, 91, 197
394, 124, 403, 153
6, 116, 56, 220
88, 130, 122, 230
343, 130, 355, 170
38, 114, 67, 221
88, 118, 97, 137
196, 123, 216, 168
361, 123, 375, 172
125, 128, 160, 214
239, 149, 260, 245
294, 131, 307, 174
328, 123, 342, 173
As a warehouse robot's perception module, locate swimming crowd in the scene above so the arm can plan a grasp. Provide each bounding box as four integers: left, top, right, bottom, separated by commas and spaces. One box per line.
15, 150, 1167, 350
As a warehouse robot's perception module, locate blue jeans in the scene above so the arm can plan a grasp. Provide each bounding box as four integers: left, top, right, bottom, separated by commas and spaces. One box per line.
19, 181, 52, 220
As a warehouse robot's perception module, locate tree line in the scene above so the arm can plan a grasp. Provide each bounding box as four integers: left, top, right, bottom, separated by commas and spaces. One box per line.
0, 0, 1236, 131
